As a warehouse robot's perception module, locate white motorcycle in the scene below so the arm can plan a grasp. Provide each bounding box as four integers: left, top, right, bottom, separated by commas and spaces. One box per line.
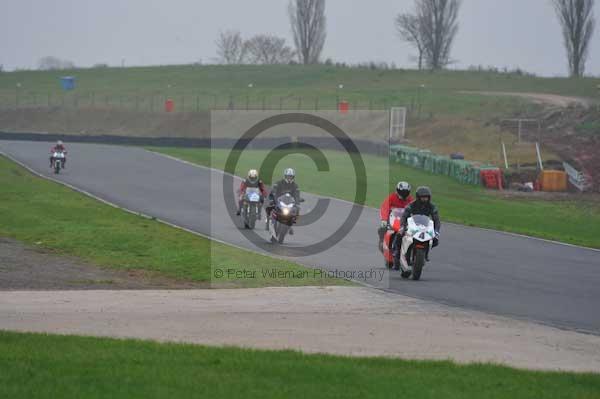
399, 215, 435, 280
241, 187, 262, 230
52, 151, 66, 174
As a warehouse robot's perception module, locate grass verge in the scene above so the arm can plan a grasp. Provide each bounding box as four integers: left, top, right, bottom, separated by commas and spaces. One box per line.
0, 155, 345, 287
151, 147, 600, 249
0, 331, 599, 399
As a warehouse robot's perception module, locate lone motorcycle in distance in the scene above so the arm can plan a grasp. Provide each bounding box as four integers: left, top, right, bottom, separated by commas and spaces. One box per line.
51, 151, 66, 175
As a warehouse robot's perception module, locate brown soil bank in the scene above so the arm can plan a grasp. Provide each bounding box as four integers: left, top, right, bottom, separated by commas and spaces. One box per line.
0, 108, 211, 138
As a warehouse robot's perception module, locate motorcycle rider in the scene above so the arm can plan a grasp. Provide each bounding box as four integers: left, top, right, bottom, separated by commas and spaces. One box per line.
49, 140, 67, 169
265, 168, 300, 233
236, 169, 268, 216
378, 181, 413, 252
399, 186, 441, 265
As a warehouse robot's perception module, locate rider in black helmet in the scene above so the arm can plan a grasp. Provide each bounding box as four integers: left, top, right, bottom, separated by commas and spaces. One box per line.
401, 186, 441, 248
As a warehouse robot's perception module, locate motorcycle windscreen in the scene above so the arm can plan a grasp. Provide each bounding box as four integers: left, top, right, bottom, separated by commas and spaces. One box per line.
411, 215, 431, 227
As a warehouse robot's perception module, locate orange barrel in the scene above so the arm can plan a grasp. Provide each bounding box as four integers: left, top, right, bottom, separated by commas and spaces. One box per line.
539, 170, 567, 192
165, 99, 174, 112
338, 101, 349, 114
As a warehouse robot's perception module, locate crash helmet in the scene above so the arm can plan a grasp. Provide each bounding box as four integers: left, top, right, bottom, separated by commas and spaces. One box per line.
396, 181, 411, 199
57, 140, 63, 146
247, 169, 258, 184
284, 168, 295, 183
415, 186, 432, 203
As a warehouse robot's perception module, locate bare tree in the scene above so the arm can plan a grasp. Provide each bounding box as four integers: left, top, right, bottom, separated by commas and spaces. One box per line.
246, 34, 296, 64
38, 56, 75, 70
215, 30, 248, 64
288, 0, 326, 64
417, 0, 460, 69
553, 0, 595, 77
395, 13, 426, 70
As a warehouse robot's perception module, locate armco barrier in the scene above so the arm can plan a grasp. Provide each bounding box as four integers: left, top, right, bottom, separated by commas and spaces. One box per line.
391, 144, 495, 186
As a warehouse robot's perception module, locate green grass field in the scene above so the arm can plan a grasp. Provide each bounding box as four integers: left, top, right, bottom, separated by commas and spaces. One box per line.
150, 147, 600, 248
0, 331, 598, 399
3, 64, 598, 116
0, 155, 345, 287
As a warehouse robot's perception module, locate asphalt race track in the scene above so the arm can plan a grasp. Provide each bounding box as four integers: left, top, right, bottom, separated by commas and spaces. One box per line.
2, 140, 599, 333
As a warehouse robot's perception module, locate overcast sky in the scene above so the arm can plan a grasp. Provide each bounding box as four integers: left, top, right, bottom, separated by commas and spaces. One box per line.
1, 0, 599, 76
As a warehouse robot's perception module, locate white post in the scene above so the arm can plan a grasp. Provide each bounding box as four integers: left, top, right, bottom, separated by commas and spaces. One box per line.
535, 142, 544, 170
502, 141, 509, 169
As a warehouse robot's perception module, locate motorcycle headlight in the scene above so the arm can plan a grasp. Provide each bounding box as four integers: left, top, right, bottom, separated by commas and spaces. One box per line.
282, 208, 290, 216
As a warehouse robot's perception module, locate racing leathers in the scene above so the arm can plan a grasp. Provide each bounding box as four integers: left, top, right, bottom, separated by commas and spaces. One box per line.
238, 178, 268, 214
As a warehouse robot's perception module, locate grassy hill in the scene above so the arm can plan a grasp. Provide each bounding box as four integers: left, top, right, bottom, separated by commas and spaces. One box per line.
1, 64, 596, 166
1, 64, 598, 115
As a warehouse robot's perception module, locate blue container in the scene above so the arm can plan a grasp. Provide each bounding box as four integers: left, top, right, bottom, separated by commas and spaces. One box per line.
60, 76, 75, 91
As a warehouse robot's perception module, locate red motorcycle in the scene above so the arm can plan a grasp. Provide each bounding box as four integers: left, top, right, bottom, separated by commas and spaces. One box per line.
381, 208, 405, 269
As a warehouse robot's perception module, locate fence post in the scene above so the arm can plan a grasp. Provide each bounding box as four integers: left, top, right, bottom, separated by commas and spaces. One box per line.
314, 97, 319, 111
297, 97, 302, 110
279, 96, 283, 110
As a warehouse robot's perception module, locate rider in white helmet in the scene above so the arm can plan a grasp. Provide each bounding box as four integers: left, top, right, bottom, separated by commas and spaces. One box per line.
237, 169, 267, 215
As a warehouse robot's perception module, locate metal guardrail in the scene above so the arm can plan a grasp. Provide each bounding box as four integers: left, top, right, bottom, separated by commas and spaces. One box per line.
562, 162, 588, 191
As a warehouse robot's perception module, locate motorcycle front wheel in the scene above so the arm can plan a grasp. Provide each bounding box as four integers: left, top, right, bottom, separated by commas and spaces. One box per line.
412, 247, 426, 280
247, 204, 257, 229
277, 223, 289, 244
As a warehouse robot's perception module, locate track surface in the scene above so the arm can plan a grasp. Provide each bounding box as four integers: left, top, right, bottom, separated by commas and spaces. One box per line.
2, 140, 599, 333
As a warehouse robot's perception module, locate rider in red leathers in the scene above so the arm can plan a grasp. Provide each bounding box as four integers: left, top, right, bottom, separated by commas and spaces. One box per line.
378, 181, 413, 252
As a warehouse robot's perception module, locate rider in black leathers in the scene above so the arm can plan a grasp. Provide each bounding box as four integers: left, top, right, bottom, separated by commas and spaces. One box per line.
265, 168, 300, 232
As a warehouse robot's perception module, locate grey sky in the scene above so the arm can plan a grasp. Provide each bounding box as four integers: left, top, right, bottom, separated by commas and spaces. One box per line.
1, 0, 598, 76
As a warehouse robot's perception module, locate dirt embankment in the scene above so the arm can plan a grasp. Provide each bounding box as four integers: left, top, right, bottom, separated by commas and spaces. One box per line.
0, 108, 211, 138
473, 91, 600, 191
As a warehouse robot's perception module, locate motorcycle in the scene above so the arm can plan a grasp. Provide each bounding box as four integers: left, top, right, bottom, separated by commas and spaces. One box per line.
52, 151, 66, 175
381, 207, 405, 270
399, 215, 435, 280
241, 187, 262, 229
269, 193, 301, 244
